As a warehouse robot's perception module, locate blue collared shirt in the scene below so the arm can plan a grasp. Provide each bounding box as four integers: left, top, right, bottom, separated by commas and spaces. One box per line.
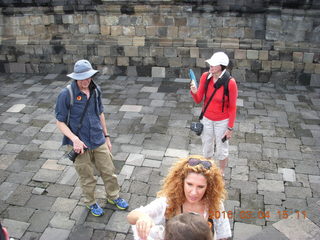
55, 80, 105, 149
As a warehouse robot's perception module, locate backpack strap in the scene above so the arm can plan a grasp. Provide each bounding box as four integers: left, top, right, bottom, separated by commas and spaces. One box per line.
66, 84, 73, 126
66, 83, 101, 125
221, 71, 231, 112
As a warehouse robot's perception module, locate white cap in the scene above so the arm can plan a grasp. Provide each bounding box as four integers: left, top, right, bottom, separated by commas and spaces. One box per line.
67, 59, 99, 80
205, 52, 229, 67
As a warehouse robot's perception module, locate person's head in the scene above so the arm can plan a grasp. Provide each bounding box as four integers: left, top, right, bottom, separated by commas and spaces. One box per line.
157, 155, 226, 219
165, 212, 213, 240
67, 59, 99, 89
205, 51, 229, 74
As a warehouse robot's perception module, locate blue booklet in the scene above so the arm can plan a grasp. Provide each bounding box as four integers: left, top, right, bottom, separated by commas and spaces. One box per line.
189, 69, 198, 88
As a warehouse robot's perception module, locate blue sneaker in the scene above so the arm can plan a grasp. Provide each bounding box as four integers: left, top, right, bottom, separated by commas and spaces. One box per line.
87, 203, 104, 216
107, 197, 129, 210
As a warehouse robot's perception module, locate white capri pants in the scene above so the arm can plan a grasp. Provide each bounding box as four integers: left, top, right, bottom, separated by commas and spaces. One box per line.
201, 117, 229, 160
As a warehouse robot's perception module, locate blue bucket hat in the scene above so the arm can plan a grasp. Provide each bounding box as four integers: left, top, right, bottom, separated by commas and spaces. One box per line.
67, 59, 99, 80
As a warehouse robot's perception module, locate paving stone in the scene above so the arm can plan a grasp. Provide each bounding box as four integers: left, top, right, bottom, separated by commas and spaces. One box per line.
2, 206, 34, 222
0, 182, 19, 201
230, 180, 257, 194
46, 184, 74, 198
56, 166, 78, 185
142, 159, 161, 168
50, 197, 78, 214
140, 149, 164, 160
258, 179, 284, 192
32, 169, 62, 183
5, 185, 32, 206
68, 225, 93, 240
2, 218, 30, 238
91, 229, 116, 240
0, 154, 16, 170
41, 159, 66, 171
126, 153, 144, 166
282, 198, 307, 210
21, 231, 42, 240
39, 227, 70, 240
105, 211, 130, 233
119, 105, 142, 112
260, 191, 286, 205
49, 212, 75, 230
246, 226, 289, 240
273, 213, 320, 240
231, 165, 249, 181
285, 186, 312, 199
278, 168, 296, 182
119, 165, 135, 179
26, 195, 56, 211
164, 148, 189, 158
6, 103, 26, 113
129, 180, 149, 195
32, 187, 46, 195
70, 205, 88, 225
6, 171, 34, 185
233, 222, 263, 240
28, 210, 55, 232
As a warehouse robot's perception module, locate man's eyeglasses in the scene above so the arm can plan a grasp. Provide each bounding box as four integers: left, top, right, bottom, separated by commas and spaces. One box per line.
188, 158, 212, 170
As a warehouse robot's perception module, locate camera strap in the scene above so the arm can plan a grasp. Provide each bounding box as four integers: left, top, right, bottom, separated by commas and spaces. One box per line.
199, 88, 217, 120
74, 90, 95, 136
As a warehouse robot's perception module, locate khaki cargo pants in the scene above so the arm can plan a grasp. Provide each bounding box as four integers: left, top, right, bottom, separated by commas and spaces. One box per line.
69, 143, 120, 206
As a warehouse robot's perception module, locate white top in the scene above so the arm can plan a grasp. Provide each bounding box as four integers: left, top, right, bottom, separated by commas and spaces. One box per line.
132, 197, 232, 240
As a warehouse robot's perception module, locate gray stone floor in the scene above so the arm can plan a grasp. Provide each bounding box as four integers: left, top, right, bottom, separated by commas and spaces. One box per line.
0, 73, 320, 240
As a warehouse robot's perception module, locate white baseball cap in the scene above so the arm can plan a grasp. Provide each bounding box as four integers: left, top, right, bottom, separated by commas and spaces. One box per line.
67, 59, 99, 80
205, 52, 229, 67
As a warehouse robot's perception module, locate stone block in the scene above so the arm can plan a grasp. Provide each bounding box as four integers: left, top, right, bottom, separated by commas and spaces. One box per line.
310, 74, 320, 87
258, 179, 284, 192
152, 67, 165, 78
278, 168, 296, 182
2, 218, 30, 239
39, 227, 70, 240
233, 222, 262, 240
273, 213, 320, 240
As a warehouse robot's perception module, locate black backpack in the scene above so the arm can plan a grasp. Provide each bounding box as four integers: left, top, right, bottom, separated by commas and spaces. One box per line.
204, 71, 231, 112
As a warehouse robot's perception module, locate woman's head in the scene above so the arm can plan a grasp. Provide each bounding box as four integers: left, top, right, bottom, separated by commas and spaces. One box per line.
165, 212, 213, 240
206, 51, 229, 74
157, 155, 226, 218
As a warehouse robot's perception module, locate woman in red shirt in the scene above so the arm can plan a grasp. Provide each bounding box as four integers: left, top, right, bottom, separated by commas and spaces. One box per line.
190, 52, 238, 175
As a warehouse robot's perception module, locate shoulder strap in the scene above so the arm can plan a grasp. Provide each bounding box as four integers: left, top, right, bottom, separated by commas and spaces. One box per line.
199, 87, 218, 120
66, 84, 73, 125
220, 71, 231, 112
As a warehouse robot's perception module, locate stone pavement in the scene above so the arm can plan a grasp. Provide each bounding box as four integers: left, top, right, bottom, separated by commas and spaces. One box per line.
0, 72, 320, 240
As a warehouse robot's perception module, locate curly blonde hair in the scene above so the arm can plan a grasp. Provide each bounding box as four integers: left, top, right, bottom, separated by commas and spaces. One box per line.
157, 155, 226, 219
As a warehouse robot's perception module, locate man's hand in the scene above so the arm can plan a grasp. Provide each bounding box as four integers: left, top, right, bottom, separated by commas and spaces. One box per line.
106, 136, 112, 152
72, 136, 87, 154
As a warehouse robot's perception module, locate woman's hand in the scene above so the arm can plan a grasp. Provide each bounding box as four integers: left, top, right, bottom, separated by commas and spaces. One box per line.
135, 215, 155, 240
190, 81, 197, 94
223, 128, 233, 141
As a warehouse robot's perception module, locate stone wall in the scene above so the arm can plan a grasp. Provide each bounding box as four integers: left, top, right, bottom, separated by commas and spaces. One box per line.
0, 0, 320, 86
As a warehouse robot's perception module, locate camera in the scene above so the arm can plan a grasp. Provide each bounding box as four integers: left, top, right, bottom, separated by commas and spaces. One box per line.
67, 148, 87, 162
190, 122, 203, 136
221, 135, 227, 143
67, 149, 79, 162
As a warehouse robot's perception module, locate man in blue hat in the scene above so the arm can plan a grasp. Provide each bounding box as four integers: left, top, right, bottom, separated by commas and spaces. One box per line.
55, 59, 129, 216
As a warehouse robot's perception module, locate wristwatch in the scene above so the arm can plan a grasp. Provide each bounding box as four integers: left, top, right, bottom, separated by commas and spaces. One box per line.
227, 127, 233, 131
105, 134, 110, 138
